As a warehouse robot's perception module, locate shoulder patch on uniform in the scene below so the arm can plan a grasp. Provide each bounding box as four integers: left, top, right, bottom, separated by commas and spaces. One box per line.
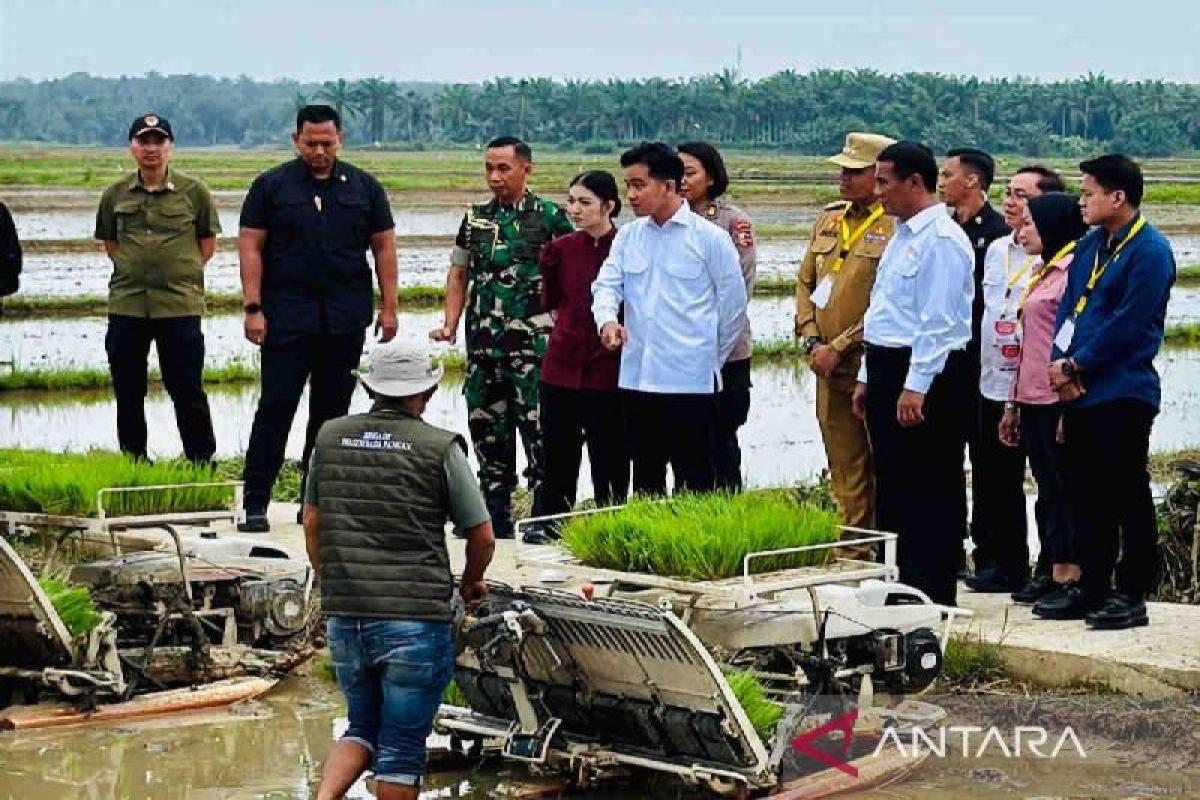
734, 219, 754, 248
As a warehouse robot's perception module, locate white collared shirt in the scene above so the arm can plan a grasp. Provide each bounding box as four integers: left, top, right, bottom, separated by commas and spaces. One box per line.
592, 200, 748, 394
980, 233, 1039, 401
857, 202, 974, 393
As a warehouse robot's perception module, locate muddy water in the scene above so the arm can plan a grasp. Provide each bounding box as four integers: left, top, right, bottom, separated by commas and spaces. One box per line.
0, 676, 1193, 799
13, 234, 1200, 298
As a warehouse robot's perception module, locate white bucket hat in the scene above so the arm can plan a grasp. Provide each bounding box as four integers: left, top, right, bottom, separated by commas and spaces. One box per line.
358, 339, 444, 397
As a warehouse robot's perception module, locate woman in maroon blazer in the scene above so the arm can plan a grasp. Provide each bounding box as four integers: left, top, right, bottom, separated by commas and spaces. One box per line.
531, 171, 628, 543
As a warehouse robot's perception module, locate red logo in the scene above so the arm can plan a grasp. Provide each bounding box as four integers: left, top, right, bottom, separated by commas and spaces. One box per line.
791, 709, 859, 778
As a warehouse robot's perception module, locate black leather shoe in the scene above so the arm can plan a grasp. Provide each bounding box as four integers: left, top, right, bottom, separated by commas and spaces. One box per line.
521, 522, 560, 546
1011, 574, 1057, 604
1085, 592, 1149, 630
1032, 582, 1101, 620
237, 513, 270, 533
966, 569, 1028, 593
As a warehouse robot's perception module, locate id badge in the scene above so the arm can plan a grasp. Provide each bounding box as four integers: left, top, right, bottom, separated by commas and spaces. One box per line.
1054, 319, 1076, 353
811, 275, 834, 309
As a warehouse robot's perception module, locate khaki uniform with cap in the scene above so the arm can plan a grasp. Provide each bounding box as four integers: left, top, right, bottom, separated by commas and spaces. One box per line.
795, 132, 897, 537
93, 113, 220, 464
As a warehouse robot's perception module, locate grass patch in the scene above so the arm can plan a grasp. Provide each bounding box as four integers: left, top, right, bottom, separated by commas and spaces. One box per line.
1177, 265, 1200, 286
0, 361, 259, 392
0, 449, 236, 517
37, 577, 102, 636
725, 670, 784, 740
1149, 446, 1200, 483
3, 286, 449, 319
214, 456, 302, 503
1163, 323, 1200, 347
560, 490, 839, 581
942, 634, 1007, 687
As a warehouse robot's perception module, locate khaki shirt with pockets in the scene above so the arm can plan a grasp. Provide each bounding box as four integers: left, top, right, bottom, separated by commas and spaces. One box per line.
94, 169, 220, 318
795, 201, 895, 388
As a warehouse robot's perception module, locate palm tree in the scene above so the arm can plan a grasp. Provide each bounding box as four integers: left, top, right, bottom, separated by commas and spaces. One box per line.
351, 78, 401, 144
316, 79, 357, 125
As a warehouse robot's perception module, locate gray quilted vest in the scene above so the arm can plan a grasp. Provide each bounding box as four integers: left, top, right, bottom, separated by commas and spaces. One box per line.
313, 402, 465, 622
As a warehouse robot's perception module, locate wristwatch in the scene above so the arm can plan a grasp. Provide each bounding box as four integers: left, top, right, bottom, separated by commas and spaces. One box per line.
1061, 358, 1077, 379
243, 303, 263, 314
803, 336, 823, 355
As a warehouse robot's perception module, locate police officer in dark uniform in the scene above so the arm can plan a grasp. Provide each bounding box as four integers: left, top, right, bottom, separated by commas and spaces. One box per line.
237, 105, 398, 532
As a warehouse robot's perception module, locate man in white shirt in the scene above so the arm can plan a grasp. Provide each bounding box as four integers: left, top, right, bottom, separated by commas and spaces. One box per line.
593, 142, 748, 495
968, 165, 1066, 594
851, 141, 974, 606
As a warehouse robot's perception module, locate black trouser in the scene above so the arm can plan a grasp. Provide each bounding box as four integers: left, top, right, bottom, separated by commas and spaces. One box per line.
539, 382, 629, 515
622, 389, 718, 496
714, 358, 752, 492
865, 345, 970, 606
1019, 402, 1073, 574
971, 396, 1030, 579
105, 314, 215, 463
242, 331, 364, 511
1062, 399, 1159, 599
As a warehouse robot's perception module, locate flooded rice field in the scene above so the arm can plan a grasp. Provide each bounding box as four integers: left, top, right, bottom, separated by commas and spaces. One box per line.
4, 351, 1200, 490
3, 292, 1198, 375
0, 298, 807, 371
14, 233, 1200, 305
10, 206, 464, 242
0, 676, 1192, 799
12, 233, 1200, 299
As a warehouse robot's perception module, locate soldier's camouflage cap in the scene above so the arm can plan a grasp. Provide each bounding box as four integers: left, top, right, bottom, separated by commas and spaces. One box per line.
828, 132, 896, 169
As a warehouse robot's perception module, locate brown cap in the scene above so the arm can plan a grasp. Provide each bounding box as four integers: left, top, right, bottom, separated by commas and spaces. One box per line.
828, 132, 896, 169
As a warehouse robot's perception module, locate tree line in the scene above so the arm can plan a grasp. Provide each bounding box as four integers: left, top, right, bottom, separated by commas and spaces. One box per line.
1, 69, 1197, 157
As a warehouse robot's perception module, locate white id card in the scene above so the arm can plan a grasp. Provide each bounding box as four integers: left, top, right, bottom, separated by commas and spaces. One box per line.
1054, 319, 1075, 353
811, 275, 834, 309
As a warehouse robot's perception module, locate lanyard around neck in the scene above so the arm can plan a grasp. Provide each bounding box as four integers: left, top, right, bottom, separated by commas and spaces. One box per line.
829, 205, 884, 275
1017, 240, 1076, 313
1074, 216, 1146, 316
1000, 248, 1039, 318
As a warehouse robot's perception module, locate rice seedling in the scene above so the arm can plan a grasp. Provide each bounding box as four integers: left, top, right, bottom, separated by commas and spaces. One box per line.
442, 678, 467, 707
37, 577, 102, 636
559, 491, 839, 581
0, 449, 236, 518
941, 634, 1007, 687
724, 670, 783, 740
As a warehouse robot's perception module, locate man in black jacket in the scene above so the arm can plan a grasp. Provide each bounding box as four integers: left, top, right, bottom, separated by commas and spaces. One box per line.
0, 200, 22, 307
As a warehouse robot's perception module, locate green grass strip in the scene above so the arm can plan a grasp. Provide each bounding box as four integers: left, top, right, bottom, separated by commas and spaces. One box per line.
560, 490, 838, 581
37, 577, 102, 636
0, 448, 236, 517
724, 670, 784, 740
0, 361, 260, 392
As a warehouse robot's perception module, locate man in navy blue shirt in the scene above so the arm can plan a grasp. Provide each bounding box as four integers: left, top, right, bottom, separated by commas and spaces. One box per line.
237, 105, 398, 531
1037, 154, 1175, 629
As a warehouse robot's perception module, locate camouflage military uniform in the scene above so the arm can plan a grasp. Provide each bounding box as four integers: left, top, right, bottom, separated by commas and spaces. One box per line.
450, 190, 573, 519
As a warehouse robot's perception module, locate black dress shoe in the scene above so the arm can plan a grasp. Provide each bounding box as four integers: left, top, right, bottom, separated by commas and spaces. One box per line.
1011, 574, 1057, 604
237, 512, 271, 533
1032, 582, 1101, 620
522, 530, 555, 545
966, 569, 1028, 593
1085, 592, 1149, 630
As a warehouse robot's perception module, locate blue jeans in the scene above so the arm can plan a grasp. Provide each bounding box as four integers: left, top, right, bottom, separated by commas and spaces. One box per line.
327, 617, 455, 787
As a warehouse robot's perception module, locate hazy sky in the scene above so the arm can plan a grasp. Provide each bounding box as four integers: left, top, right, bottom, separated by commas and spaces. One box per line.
2, 0, 1197, 84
